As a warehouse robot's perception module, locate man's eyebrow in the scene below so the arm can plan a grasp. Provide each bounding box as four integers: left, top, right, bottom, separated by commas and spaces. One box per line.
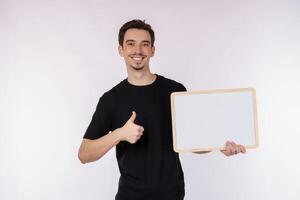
125, 40, 135, 43
125, 40, 151, 44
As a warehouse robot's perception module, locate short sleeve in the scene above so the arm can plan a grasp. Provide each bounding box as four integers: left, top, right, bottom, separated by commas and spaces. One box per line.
177, 83, 187, 92
83, 95, 112, 140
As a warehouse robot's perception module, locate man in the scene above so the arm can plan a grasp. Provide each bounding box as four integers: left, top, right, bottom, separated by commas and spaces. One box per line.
78, 19, 246, 200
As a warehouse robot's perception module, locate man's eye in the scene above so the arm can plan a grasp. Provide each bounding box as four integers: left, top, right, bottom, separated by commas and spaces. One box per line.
127, 43, 134, 46
143, 43, 150, 47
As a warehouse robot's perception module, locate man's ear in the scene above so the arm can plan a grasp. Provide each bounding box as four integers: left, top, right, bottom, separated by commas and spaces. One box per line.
151, 45, 155, 57
118, 45, 124, 57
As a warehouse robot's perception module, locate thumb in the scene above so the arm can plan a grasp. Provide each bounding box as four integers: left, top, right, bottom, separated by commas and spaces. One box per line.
128, 111, 136, 123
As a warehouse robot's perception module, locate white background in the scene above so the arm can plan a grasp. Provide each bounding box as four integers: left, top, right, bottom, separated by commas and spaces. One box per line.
1, 0, 299, 199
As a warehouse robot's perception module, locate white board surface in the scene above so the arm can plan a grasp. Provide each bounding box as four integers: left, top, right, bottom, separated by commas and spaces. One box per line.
170, 88, 259, 152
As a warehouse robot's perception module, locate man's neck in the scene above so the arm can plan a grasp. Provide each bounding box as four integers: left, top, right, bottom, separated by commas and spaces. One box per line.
127, 70, 157, 86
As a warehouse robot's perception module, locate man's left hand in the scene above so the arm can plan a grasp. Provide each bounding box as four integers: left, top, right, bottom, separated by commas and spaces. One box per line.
221, 141, 246, 156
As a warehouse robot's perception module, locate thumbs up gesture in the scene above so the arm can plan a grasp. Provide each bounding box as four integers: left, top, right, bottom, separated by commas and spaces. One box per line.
119, 111, 144, 144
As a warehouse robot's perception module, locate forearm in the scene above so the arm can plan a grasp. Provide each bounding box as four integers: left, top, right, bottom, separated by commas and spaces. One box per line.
78, 128, 122, 164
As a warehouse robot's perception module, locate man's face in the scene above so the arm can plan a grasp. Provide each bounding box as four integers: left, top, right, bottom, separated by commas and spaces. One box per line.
119, 28, 155, 71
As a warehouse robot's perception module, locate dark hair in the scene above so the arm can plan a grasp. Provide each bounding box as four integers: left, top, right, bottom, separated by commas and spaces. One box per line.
118, 19, 155, 47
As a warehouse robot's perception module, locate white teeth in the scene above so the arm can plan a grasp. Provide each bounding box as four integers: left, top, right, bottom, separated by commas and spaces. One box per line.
132, 57, 143, 61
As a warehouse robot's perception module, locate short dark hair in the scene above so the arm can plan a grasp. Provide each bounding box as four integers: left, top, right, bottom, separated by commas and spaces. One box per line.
118, 19, 155, 47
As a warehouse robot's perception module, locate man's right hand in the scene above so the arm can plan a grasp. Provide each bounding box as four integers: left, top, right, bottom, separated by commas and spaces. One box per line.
118, 111, 144, 144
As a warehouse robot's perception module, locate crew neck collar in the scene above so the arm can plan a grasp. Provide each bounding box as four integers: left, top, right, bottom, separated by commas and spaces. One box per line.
125, 74, 159, 88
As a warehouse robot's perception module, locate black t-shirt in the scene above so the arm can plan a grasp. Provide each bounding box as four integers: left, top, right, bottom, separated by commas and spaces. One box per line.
84, 74, 187, 200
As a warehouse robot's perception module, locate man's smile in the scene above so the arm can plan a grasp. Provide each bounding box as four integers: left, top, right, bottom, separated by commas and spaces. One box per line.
130, 55, 146, 62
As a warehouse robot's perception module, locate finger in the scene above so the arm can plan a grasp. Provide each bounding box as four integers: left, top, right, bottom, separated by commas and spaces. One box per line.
225, 141, 231, 147
226, 141, 234, 155
139, 126, 144, 132
234, 142, 243, 154
243, 145, 247, 153
231, 142, 240, 154
224, 142, 230, 154
136, 133, 143, 140
230, 142, 238, 155
128, 111, 136, 123
129, 139, 136, 144
235, 147, 241, 154
225, 141, 231, 150
234, 144, 242, 154
135, 125, 144, 133
239, 145, 246, 153
231, 141, 237, 146
137, 130, 143, 137
223, 141, 232, 156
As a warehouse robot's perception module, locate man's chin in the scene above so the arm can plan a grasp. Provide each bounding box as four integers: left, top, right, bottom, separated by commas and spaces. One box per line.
131, 65, 144, 71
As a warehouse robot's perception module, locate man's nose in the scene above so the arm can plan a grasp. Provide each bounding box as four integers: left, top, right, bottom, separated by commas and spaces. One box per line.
134, 44, 142, 54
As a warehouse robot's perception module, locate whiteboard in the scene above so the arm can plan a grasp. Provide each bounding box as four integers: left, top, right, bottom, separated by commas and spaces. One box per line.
170, 88, 259, 153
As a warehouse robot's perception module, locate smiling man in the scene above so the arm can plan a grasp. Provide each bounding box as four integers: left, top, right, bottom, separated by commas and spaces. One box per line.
78, 19, 246, 200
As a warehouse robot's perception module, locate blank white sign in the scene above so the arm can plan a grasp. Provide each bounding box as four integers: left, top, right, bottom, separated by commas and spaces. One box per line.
170, 88, 259, 152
